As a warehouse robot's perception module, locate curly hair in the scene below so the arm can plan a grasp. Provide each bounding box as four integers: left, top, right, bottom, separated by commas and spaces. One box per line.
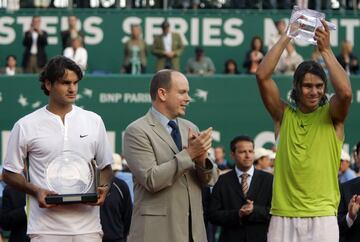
39, 56, 83, 96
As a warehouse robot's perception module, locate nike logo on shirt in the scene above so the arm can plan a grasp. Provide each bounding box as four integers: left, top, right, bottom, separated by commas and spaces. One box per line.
80, 134, 88, 138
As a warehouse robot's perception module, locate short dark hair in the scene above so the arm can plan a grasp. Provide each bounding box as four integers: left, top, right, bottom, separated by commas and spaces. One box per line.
5, 55, 16, 66
39, 55, 83, 96
230, 135, 254, 153
224, 59, 240, 74
251, 36, 264, 51
275, 19, 285, 26
130, 23, 141, 28
195, 47, 204, 54
150, 69, 175, 101
290, 60, 328, 106
161, 20, 170, 29
6, 54, 16, 61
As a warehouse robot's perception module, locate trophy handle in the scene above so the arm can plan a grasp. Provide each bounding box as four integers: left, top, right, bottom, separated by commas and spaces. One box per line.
91, 159, 100, 192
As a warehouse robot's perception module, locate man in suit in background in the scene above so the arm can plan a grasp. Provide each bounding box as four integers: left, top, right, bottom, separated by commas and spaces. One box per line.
61, 15, 85, 51
338, 176, 360, 242
123, 69, 218, 242
209, 135, 273, 242
152, 20, 184, 71
22, 15, 48, 73
0, 185, 29, 242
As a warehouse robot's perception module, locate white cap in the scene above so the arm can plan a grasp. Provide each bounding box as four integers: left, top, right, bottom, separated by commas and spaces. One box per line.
112, 153, 123, 171
254, 148, 272, 161
269, 151, 276, 160
341, 150, 350, 161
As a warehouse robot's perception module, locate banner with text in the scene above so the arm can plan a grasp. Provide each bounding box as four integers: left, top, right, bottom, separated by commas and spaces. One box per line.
0, 9, 359, 73
1, 74, 360, 161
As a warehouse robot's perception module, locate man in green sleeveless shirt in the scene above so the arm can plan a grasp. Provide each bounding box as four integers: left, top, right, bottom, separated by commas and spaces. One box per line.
256, 20, 352, 242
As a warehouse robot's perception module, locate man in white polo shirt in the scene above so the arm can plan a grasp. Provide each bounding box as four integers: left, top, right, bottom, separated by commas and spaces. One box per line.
3, 55, 113, 242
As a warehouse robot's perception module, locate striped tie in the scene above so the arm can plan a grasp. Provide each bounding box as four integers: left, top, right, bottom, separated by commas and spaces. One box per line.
241, 173, 249, 196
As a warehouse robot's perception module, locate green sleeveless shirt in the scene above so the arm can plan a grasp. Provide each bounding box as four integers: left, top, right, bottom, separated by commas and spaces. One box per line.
271, 103, 342, 217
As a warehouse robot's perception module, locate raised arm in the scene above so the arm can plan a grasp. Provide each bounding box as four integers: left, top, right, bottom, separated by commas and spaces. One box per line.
256, 34, 290, 133
316, 20, 352, 135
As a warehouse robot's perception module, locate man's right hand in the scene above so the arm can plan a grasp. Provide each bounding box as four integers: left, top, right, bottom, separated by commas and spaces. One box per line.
165, 51, 175, 58
239, 200, 254, 217
35, 187, 58, 208
348, 195, 360, 220
186, 127, 212, 161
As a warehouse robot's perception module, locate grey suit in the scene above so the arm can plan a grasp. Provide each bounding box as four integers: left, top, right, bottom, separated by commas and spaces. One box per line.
124, 110, 218, 242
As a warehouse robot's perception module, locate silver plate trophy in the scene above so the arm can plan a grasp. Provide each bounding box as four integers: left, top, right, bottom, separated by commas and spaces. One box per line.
45, 150, 99, 204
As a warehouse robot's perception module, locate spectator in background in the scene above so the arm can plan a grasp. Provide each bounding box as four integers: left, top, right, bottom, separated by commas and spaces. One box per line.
243, 36, 266, 74
339, 150, 357, 184
152, 20, 184, 71
338, 175, 360, 242
268, 19, 286, 51
0, 185, 29, 242
311, 47, 328, 74
337, 41, 359, 75
113, 153, 134, 202
351, 141, 360, 174
176, 0, 200, 9
22, 15, 48, 73
122, 24, 147, 74
269, 150, 276, 171
209, 135, 273, 242
254, 147, 273, 173
214, 146, 230, 171
0, 167, 5, 242
61, 15, 85, 51
186, 47, 215, 75
275, 42, 303, 74
100, 153, 133, 242
224, 59, 240, 74
63, 36, 88, 72
0, 55, 23, 75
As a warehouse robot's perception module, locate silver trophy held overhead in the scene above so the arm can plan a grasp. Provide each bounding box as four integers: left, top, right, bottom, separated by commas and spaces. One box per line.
287, 5, 336, 45
45, 150, 99, 204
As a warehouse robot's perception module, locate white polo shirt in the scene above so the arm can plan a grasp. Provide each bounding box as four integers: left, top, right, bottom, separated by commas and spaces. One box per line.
4, 105, 113, 235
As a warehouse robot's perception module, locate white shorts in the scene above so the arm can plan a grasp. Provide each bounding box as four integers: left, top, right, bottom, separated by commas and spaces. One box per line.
29, 233, 102, 242
267, 216, 339, 242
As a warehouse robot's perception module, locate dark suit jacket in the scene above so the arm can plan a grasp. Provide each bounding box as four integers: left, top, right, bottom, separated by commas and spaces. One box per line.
209, 168, 273, 242
0, 185, 29, 242
338, 177, 360, 242
22, 30, 48, 68
100, 177, 133, 242
336, 54, 359, 74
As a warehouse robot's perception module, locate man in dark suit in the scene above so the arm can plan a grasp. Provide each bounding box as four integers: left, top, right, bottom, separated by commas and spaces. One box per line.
61, 15, 85, 51
209, 135, 273, 242
0, 185, 29, 242
338, 177, 360, 242
22, 15, 48, 73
